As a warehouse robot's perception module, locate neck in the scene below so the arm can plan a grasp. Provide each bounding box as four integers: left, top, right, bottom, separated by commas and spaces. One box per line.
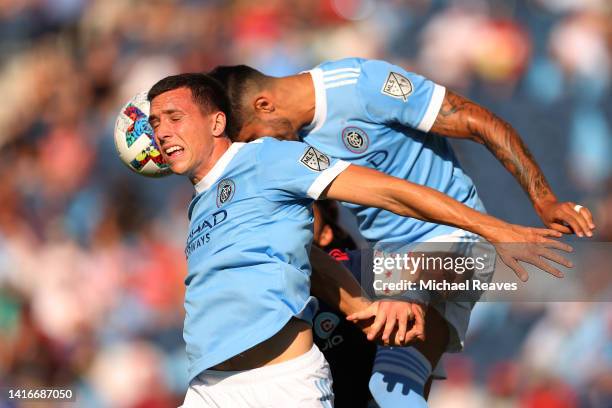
273, 73, 316, 130
190, 137, 232, 185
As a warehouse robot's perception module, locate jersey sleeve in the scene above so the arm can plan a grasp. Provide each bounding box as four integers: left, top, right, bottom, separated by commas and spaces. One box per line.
357, 60, 446, 132
257, 139, 350, 201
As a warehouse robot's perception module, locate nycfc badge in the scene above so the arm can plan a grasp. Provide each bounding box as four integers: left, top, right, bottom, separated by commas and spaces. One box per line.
216, 178, 235, 207
341, 127, 369, 153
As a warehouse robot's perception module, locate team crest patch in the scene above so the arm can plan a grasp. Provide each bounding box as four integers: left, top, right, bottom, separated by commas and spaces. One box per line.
300, 146, 330, 171
314, 312, 340, 340
341, 127, 369, 153
216, 178, 235, 207
381, 71, 413, 102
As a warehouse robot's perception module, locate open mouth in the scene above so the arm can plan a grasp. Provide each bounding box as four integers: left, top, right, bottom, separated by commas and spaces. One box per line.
165, 145, 185, 159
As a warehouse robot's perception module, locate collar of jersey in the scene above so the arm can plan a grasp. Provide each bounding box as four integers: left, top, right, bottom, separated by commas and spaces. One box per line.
302, 68, 326, 135
194, 142, 245, 194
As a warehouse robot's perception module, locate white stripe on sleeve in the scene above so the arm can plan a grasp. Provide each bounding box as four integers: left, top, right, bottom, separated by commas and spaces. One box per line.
323, 72, 360, 82
416, 84, 446, 132
325, 79, 358, 89
307, 160, 351, 199
322, 67, 361, 76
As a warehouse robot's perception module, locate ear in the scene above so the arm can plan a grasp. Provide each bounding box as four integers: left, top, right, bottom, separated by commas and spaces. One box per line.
211, 111, 226, 137
318, 225, 334, 248
254, 95, 275, 114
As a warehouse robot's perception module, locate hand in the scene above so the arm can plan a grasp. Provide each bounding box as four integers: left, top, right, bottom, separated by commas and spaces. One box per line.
489, 225, 574, 282
535, 199, 595, 237
346, 300, 425, 346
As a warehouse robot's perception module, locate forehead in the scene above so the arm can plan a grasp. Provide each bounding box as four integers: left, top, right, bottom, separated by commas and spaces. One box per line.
150, 87, 196, 113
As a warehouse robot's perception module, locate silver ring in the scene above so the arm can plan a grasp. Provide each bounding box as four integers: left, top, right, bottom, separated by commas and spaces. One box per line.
573, 204, 583, 213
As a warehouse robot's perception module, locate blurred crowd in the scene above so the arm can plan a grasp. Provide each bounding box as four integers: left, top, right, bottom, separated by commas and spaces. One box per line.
0, 0, 610, 407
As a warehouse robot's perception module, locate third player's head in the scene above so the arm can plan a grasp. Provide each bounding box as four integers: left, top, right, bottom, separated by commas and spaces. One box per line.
313, 200, 357, 252
209, 65, 308, 143
148, 73, 231, 183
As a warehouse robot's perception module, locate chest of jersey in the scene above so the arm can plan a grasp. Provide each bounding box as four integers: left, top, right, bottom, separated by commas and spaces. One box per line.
185, 175, 314, 284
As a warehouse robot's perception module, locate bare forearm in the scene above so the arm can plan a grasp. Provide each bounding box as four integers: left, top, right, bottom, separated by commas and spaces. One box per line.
309, 246, 370, 316
431, 90, 557, 210
324, 166, 511, 242
383, 177, 511, 241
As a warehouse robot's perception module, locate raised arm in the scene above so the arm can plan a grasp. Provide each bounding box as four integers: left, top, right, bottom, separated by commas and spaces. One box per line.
430, 90, 594, 236
322, 164, 573, 281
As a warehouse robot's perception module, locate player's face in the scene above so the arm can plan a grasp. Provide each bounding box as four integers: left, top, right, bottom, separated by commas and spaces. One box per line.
312, 203, 333, 248
237, 115, 297, 143
149, 88, 216, 178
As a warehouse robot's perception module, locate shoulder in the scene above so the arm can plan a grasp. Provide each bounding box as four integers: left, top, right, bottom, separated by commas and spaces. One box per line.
316, 58, 420, 81
314, 58, 367, 85
255, 137, 306, 152
357, 59, 409, 88
243, 137, 272, 158
254, 137, 313, 166
346, 59, 417, 103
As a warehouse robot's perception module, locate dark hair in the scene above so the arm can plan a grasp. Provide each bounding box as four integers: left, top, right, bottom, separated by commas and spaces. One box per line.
208, 65, 268, 139
148, 72, 234, 133
314, 200, 357, 251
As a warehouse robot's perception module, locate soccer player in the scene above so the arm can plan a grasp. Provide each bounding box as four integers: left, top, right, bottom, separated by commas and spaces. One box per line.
208, 60, 595, 406
145, 72, 572, 407
310, 200, 375, 406
311, 200, 471, 407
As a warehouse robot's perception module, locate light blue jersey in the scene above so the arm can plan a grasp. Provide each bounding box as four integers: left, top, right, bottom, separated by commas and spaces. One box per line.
183, 137, 349, 381
301, 58, 484, 243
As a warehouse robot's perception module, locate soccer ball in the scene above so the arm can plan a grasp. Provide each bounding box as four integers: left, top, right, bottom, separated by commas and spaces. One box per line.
114, 91, 171, 177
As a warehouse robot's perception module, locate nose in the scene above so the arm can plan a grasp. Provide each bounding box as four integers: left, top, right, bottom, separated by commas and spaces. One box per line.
154, 118, 172, 144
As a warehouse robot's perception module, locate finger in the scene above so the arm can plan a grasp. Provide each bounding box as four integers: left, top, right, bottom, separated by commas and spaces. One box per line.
413, 306, 425, 340
523, 255, 564, 278
346, 308, 376, 322
394, 307, 409, 345
565, 206, 592, 237
549, 222, 573, 235
534, 228, 563, 238
412, 303, 426, 321
539, 238, 573, 253
405, 307, 425, 343
367, 307, 388, 341
382, 308, 397, 344
537, 247, 573, 268
505, 257, 529, 281
581, 207, 595, 229
560, 207, 587, 237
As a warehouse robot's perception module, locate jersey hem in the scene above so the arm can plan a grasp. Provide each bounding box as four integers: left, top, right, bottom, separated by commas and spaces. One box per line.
187, 309, 296, 382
